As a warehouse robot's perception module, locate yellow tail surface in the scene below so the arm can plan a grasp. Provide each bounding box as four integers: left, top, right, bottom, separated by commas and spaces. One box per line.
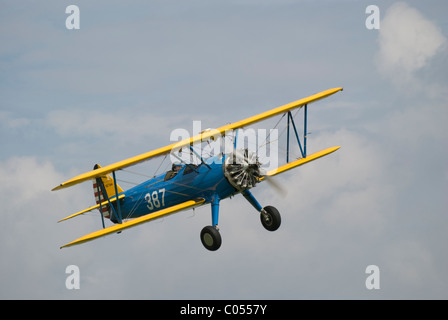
93, 164, 123, 218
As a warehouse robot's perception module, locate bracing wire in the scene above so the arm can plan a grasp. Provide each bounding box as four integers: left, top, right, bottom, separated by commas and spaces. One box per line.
255, 106, 303, 160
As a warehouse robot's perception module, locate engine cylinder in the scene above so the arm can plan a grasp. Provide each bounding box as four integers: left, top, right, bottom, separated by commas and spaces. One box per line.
223, 149, 262, 191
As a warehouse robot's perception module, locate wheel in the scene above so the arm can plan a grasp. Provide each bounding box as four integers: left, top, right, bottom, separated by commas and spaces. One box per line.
260, 206, 281, 231
200, 226, 222, 251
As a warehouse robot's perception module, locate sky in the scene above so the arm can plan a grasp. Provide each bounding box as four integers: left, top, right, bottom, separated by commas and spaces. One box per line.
0, 0, 447, 299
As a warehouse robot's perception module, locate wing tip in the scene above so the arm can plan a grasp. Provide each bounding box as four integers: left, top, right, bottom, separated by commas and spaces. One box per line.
60, 243, 70, 249
52, 184, 63, 191
60, 243, 74, 249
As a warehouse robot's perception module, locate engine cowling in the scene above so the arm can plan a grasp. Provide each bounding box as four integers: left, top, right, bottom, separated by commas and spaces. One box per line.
223, 148, 262, 190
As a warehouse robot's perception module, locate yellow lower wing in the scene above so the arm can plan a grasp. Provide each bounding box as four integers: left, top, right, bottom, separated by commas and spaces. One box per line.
58, 194, 125, 223
265, 146, 340, 177
60, 198, 206, 249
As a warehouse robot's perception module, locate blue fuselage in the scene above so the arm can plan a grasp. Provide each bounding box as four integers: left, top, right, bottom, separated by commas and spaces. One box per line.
114, 154, 237, 221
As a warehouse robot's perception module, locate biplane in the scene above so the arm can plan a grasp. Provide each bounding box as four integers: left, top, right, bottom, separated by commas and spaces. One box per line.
53, 87, 343, 251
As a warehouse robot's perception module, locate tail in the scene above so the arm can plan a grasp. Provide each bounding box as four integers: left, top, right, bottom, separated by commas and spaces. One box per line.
92, 164, 124, 219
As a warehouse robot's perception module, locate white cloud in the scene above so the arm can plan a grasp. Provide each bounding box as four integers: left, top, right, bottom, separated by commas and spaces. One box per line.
279, 129, 393, 236
0, 111, 31, 129
0, 156, 95, 298
381, 239, 444, 298
376, 2, 447, 90
47, 109, 164, 141
0, 157, 62, 206
46, 108, 221, 143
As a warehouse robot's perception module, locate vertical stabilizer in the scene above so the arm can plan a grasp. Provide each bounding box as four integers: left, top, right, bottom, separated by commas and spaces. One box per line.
92, 164, 124, 219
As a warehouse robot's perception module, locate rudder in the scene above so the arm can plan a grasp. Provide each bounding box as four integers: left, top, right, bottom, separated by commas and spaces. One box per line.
92, 164, 124, 219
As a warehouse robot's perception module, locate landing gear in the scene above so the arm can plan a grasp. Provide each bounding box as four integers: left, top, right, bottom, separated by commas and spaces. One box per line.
200, 194, 223, 251
200, 226, 222, 251
199, 192, 281, 251
260, 206, 281, 231
242, 190, 281, 232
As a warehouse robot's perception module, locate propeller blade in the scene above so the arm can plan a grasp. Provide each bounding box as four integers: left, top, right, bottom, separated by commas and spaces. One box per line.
264, 175, 287, 197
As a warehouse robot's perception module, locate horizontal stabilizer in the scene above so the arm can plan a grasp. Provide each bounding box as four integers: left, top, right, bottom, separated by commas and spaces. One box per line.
60, 198, 205, 248
264, 146, 340, 177
58, 194, 125, 223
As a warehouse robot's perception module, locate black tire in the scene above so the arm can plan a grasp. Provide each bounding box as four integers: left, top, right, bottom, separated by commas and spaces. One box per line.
260, 206, 281, 231
200, 226, 222, 251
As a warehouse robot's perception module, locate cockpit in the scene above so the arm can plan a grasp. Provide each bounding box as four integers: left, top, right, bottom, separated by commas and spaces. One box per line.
164, 163, 199, 181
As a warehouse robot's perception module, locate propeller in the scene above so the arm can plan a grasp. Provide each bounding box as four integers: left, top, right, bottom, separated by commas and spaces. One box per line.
223, 148, 287, 197
224, 148, 261, 189
263, 174, 287, 197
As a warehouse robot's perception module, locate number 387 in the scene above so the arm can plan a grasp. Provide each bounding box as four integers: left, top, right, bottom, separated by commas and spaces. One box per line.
145, 188, 166, 211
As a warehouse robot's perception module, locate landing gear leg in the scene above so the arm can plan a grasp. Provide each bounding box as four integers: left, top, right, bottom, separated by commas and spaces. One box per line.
242, 190, 281, 231
200, 194, 222, 251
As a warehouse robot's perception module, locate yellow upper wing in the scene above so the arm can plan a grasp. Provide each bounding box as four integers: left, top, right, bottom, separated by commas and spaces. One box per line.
60, 198, 205, 248
52, 87, 343, 191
